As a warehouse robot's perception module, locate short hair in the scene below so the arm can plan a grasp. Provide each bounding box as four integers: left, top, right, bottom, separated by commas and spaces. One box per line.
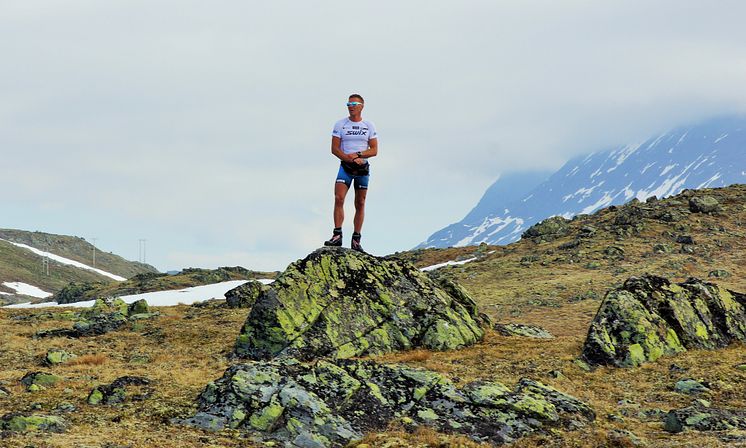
349, 93, 364, 103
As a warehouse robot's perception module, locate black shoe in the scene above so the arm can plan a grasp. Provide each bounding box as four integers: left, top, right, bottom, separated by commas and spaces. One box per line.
324, 233, 343, 247
351, 237, 364, 253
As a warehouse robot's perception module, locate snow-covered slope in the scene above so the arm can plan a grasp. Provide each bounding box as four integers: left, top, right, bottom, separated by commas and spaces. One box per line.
0, 238, 126, 281
419, 115, 746, 248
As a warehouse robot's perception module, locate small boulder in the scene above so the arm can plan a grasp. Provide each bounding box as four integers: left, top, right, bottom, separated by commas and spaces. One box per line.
127, 299, 149, 315
665, 404, 746, 433
20, 372, 61, 391
44, 349, 77, 366
674, 379, 710, 395
709, 269, 731, 278
494, 323, 554, 339
689, 196, 721, 214
0, 413, 67, 433
225, 281, 267, 309
522, 216, 571, 242
87, 376, 151, 405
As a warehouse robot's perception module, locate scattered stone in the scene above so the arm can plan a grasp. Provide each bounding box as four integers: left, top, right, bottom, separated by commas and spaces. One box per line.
578, 225, 597, 238
665, 404, 746, 433
735, 363, 746, 371
20, 372, 61, 392
0, 386, 9, 397
0, 413, 67, 433
558, 240, 581, 250
607, 429, 647, 447
582, 275, 746, 367
35, 297, 157, 339
522, 216, 571, 243
494, 323, 554, 339
235, 248, 487, 361
87, 376, 152, 405
44, 349, 77, 366
674, 379, 710, 395
180, 359, 595, 447
689, 196, 722, 214
584, 261, 601, 270
547, 370, 565, 380
573, 359, 592, 372
127, 299, 149, 315
676, 235, 695, 245
709, 269, 731, 278
652, 243, 673, 254
225, 281, 268, 308
603, 246, 625, 260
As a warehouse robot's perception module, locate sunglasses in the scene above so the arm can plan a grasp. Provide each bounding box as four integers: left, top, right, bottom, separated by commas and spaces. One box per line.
346, 102, 363, 107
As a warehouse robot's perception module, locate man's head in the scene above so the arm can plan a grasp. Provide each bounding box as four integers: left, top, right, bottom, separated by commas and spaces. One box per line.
347, 94, 364, 114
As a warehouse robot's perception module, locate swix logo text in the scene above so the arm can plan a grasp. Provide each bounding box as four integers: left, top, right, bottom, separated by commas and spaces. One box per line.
345, 130, 368, 136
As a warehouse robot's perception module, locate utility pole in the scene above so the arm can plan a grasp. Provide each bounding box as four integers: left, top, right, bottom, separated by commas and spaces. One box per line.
91, 237, 98, 268
138, 239, 147, 263
42, 256, 49, 276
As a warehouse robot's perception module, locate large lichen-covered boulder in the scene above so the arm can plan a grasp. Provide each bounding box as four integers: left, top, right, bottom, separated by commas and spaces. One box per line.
235, 248, 486, 361
181, 359, 595, 447
582, 275, 746, 367
225, 280, 268, 309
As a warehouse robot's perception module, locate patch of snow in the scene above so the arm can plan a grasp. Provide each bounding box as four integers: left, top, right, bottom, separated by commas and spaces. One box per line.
522, 194, 534, 202
607, 142, 642, 172
0, 239, 126, 281
421, 258, 477, 272
580, 192, 613, 215
3, 279, 276, 308
697, 173, 722, 189
641, 162, 656, 174
2, 282, 53, 299
590, 167, 603, 179
714, 133, 728, 143
567, 166, 579, 176
660, 164, 677, 176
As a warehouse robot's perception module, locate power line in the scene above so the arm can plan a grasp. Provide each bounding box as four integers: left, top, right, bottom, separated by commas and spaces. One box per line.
138, 239, 147, 263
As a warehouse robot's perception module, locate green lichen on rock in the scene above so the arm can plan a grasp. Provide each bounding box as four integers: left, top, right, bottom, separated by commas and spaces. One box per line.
0, 414, 67, 433
180, 359, 595, 447
494, 323, 554, 339
665, 403, 746, 434
44, 349, 77, 366
234, 248, 486, 361
20, 372, 61, 391
87, 376, 151, 405
582, 275, 746, 367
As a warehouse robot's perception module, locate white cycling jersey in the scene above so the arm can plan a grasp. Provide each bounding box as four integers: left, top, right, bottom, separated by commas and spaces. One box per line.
332, 118, 378, 154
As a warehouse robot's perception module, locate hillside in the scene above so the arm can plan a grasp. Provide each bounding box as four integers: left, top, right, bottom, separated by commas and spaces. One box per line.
420, 114, 746, 249
0, 229, 157, 305
0, 184, 744, 447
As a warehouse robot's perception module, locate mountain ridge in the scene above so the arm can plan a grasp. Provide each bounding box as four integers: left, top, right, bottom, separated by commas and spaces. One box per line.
419, 114, 746, 249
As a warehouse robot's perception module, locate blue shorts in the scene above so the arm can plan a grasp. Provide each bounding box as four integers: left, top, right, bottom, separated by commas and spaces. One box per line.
336, 165, 370, 190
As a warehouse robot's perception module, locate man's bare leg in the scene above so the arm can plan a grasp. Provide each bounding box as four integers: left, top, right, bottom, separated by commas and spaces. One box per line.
334, 182, 349, 228
353, 188, 367, 233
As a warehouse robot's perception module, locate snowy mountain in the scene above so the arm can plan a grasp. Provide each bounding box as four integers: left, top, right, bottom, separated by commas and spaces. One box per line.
419, 115, 746, 249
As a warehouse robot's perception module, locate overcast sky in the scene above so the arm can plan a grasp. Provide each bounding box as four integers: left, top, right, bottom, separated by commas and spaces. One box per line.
2, 1, 746, 272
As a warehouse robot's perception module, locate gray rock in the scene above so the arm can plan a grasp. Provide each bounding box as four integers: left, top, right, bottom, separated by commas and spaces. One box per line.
582, 275, 746, 367
235, 248, 486, 361
225, 281, 267, 309
180, 359, 595, 447
522, 216, 571, 242
689, 196, 721, 214
674, 379, 710, 395
494, 323, 554, 339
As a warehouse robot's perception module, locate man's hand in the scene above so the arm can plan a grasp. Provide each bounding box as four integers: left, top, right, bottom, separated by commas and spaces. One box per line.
353, 157, 366, 165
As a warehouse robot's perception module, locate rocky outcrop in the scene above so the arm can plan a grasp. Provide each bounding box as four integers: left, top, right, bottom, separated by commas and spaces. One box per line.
35, 298, 157, 339
0, 413, 67, 433
689, 195, 721, 214
20, 372, 61, 392
582, 275, 746, 367
522, 216, 571, 243
181, 359, 595, 447
665, 404, 746, 434
234, 248, 486, 361
87, 376, 152, 405
494, 323, 554, 339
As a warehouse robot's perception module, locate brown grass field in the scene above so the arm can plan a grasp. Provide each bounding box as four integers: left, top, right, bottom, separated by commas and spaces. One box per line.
1, 185, 745, 447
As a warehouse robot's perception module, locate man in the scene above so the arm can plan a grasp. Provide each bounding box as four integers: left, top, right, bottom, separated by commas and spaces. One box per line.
324, 94, 378, 252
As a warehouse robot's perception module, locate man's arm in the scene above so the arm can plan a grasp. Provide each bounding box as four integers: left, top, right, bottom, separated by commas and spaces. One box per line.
331, 136, 356, 162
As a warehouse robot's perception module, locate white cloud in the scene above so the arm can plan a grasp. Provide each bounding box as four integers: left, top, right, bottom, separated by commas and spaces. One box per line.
2, 1, 746, 271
